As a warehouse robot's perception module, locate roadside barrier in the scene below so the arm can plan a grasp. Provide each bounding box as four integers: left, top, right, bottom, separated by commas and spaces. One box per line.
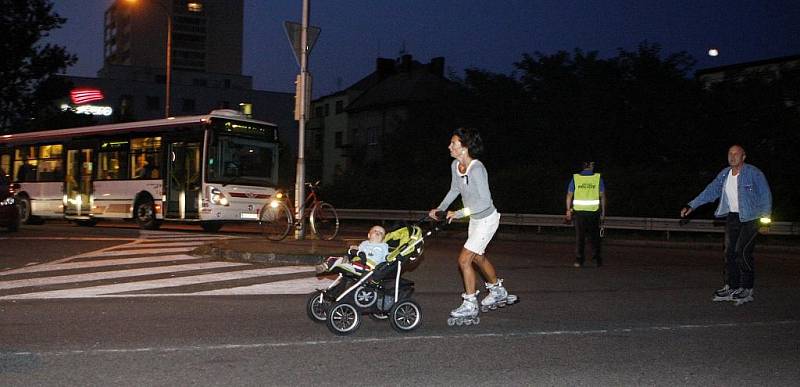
335, 209, 799, 236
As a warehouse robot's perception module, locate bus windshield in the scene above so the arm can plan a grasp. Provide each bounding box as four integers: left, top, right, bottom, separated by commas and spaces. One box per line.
207, 122, 278, 187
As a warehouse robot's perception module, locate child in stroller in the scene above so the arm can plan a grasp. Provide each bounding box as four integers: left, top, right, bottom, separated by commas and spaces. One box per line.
315, 225, 390, 275
307, 218, 439, 335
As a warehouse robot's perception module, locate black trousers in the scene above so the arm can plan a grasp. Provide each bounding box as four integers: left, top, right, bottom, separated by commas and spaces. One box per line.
574, 211, 601, 264
724, 212, 759, 289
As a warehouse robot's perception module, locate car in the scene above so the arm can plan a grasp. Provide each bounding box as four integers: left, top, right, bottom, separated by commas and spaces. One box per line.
0, 170, 21, 232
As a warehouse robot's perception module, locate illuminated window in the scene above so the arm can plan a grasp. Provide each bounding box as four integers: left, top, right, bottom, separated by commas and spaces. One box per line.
13, 146, 38, 182
98, 141, 129, 180
36, 144, 64, 182
130, 137, 162, 179
187, 2, 203, 12
239, 103, 252, 116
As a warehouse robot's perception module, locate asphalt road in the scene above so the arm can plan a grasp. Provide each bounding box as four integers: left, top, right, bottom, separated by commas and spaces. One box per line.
1, 222, 799, 386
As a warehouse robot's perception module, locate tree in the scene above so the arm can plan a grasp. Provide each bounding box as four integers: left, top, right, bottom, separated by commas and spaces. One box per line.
0, 0, 77, 133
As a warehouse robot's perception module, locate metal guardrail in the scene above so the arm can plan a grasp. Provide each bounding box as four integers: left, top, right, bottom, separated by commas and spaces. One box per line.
336, 209, 800, 236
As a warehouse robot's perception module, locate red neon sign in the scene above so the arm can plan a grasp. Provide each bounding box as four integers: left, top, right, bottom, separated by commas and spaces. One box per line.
70, 88, 105, 105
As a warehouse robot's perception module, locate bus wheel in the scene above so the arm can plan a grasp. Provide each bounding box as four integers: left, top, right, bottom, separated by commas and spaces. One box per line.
17, 196, 33, 224
201, 221, 223, 232
135, 199, 160, 230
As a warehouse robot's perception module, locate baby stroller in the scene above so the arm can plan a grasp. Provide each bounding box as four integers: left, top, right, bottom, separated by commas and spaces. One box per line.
306, 216, 441, 335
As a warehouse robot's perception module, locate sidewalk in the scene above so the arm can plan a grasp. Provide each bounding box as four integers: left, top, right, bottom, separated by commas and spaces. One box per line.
194, 229, 800, 266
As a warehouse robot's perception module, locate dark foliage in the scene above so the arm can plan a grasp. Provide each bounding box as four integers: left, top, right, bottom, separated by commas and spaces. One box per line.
327, 42, 800, 220
0, 0, 77, 132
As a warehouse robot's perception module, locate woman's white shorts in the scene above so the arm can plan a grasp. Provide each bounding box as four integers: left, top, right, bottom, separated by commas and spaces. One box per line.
464, 210, 500, 255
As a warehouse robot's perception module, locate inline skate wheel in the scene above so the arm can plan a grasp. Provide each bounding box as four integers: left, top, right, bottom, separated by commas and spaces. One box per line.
447, 317, 456, 326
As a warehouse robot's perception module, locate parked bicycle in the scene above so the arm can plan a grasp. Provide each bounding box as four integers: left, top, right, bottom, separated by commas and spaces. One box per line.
259, 181, 339, 241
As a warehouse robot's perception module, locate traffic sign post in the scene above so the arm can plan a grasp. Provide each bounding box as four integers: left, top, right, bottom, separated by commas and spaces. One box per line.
284, 0, 319, 239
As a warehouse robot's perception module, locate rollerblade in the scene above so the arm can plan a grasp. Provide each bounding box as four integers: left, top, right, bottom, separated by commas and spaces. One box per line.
731, 288, 754, 306
712, 284, 735, 302
480, 279, 518, 312
447, 292, 480, 326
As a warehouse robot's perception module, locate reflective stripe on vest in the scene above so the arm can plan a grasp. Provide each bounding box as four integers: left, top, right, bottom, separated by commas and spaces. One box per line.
573, 173, 601, 211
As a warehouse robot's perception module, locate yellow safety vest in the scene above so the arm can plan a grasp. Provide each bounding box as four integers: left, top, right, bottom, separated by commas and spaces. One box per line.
573, 173, 601, 211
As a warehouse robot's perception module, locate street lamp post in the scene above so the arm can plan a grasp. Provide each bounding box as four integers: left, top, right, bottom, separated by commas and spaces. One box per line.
164, 10, 172, 118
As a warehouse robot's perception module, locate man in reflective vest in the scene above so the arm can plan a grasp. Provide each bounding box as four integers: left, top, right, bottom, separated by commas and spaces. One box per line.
565, 161, 606, 267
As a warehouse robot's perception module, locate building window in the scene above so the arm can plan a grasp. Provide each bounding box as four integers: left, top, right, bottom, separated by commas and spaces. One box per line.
192, 78, 207, 87
223, 79, 231, 88
335, 100, 343, 114
314, 133, 323, 149
324, 103, 330, 116
314, 106, 324, 118
334, 132, 343, 147
182, 98, 196, 112
367, 127, 378, 146
146, 96, 160, 111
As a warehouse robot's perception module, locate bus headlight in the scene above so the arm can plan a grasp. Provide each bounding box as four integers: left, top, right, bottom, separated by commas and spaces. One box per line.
759, 217, 771, 225
209, 186, 229, 206
0, 197, 14, 206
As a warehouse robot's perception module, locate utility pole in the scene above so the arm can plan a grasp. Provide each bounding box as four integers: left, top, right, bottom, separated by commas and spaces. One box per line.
294, 0, 310, 239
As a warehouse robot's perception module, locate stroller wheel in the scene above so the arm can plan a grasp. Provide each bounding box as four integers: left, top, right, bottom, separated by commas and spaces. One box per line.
306, 291, 329, 323
389, 299, 422, 333
354, 286, 378, 308
327, 302, 361, 335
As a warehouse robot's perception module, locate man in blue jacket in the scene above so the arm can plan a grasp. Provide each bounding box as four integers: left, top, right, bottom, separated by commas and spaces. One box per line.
680, 145, 772, 306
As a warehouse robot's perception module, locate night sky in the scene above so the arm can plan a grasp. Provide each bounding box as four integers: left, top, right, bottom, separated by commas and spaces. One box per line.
48, 0, 800, 97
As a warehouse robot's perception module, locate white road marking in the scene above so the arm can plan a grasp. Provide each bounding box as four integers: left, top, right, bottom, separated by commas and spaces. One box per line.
126, 241, 208, 248
0, 261, 249, 290
71, 247, 198, 258
4, 320, 798, 357
1, 266, 315, 299
0, 254, 200, 276
0, 231, 324, 299
191, 277, 333, 295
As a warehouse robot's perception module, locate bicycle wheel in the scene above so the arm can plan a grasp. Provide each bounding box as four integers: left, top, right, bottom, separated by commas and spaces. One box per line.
310, 202, 339, 240
259, 201, 293, 241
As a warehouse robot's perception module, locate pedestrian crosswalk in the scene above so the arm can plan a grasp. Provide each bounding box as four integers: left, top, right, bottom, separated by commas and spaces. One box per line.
0, 231, 332, 300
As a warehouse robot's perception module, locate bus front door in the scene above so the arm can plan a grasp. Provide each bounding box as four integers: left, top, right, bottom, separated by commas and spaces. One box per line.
166, 142, 201, 219
65, 148, 93, 217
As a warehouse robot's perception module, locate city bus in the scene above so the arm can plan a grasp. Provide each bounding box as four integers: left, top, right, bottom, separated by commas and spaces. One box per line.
0, 110, 280, 231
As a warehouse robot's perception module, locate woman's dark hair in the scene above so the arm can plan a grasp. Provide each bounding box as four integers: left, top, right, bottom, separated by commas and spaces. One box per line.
453, 127, 484, 159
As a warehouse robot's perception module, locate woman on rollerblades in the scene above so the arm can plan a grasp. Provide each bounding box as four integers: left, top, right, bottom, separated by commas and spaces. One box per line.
428, 127, 517, 326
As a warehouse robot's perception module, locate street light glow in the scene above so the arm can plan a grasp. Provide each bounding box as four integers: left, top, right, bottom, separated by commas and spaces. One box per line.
708, 48, 719, 57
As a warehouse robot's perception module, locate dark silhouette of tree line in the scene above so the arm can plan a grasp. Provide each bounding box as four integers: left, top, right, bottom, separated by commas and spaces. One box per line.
328, 42, 799, 221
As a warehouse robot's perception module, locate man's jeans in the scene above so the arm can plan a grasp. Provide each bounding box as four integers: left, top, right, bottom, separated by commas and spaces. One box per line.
574, 211, 601, 265
724, 212, 759, 289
